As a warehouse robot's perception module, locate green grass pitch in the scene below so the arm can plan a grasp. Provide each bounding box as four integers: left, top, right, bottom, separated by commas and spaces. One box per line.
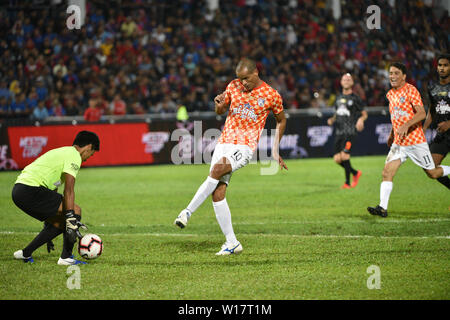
0, 155, 449, 300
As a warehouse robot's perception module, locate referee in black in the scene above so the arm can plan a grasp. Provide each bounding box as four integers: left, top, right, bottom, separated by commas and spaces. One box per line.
423, 53, 450, 189
327, 73, 368, 189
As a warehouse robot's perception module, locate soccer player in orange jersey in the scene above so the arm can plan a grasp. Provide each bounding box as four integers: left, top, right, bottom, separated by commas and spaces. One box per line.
368, 62, 450, 217
174, 58, 288, 254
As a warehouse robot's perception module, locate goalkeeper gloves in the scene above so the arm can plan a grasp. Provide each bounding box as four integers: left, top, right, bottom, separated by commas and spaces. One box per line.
47, 240, 55, 253
65, 210, 87, 243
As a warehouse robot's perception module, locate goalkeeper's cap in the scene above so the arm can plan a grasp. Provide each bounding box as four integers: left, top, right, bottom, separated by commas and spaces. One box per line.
73, 131, 100, 151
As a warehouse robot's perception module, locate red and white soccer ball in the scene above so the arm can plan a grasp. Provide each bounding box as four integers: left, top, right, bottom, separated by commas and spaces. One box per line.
78, 233, 103, 259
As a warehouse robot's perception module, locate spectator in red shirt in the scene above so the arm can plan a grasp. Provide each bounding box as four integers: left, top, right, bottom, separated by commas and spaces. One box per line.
109, 93, 127, 115
84, 102, 102, 122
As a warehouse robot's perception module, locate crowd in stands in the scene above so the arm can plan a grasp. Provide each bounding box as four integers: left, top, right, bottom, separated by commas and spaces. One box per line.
0, 0, 448, 121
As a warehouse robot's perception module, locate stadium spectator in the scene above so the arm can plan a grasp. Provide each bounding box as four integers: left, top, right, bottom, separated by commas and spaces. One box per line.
64, 98, 81, 116
0, 96, 11, 117
10, 92, 29, 117
109, 93, 127, 115
0, 0, 448, 119
32, 99, 49, 121
50, 98, 65, 117
83, 101, 102, 122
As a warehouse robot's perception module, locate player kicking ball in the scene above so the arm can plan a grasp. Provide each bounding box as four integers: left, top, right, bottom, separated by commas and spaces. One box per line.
174, 58, 288, 255
368, 63, 450, 217
12, 131, 99, 264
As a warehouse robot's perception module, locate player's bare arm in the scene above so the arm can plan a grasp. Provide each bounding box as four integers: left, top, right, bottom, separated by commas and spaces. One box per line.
273, 110, 288, 170
327, 114, 336, 126
63, 173, 76, 213
214, 93, 228, 115
423, 107, 433, 132
387, 129, 394, 147
63, 172, 84, 242
437, 120, 450, 133
396, 104, 426, 138
355, 110, 368, 132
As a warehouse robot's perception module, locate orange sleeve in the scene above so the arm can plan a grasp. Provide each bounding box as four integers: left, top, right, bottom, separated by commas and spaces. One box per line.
272, 91, 284, 114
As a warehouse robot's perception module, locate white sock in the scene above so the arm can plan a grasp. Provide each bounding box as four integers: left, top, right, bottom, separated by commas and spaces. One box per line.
213, 198, 237, 244
379, 181, 393, 210
440, 165, 450, 177
186, 176, 219, 213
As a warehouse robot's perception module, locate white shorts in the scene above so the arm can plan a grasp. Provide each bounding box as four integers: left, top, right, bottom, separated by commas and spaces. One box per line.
386, 142, 435, 170
210, 143, 253, 185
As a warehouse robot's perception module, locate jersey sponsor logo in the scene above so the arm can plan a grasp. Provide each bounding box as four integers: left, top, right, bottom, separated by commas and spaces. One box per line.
231, 103, 258, 122
19, 136, 48, 158
391, 106, 409, 120
436, 100, 450, 114
71, 163, 80, 172
336, 104, 351, 116
257, 98, 266, 107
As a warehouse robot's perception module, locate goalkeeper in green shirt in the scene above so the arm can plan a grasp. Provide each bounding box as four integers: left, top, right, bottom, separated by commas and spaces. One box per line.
12, 131, 100, 265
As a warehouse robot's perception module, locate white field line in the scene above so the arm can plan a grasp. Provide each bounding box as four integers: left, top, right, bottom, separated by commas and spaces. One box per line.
106, 218, 450, 227
234, 218, 450, 225
0, 230, 448, 240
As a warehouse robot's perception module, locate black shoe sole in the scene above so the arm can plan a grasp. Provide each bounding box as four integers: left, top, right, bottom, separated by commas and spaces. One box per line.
175, 220, 186, 228
367, 207, 388, 218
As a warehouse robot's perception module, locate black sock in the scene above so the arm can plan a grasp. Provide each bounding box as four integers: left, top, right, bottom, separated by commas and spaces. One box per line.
61, 233, 76, 259
341, 160, 351, 185
346, 159, 358, 175
437, 176, 450, 189
61, 214, 81, 259
23, 222, 63, 257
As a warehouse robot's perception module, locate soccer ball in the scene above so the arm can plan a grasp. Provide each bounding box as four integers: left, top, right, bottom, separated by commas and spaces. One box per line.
78, 233, 103, 259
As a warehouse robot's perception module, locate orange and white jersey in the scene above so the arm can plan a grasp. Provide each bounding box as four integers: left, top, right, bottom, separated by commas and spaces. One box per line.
218, 79, 284, 151
386, 82, 426, 146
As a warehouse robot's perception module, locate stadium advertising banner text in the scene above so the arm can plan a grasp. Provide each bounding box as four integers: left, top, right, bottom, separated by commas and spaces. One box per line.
1, 114, 392, 170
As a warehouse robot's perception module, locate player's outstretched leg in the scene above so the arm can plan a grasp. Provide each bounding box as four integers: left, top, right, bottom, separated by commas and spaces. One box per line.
13, 250, 34, 263
174, 176, 220, 229
174, 209, 192, 228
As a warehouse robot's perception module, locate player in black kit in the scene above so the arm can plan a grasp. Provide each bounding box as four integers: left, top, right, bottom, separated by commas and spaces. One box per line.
327, 73, 368, 189
423, 53, 450, 189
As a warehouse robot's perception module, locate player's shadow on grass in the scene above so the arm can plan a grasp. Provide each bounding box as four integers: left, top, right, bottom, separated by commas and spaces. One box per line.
164, 239, 219, 252
297, 183, 340, 197
359, 210, 436, 221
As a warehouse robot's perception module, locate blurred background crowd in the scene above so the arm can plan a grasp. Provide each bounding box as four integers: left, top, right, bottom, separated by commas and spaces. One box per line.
0, 0, 448, 121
